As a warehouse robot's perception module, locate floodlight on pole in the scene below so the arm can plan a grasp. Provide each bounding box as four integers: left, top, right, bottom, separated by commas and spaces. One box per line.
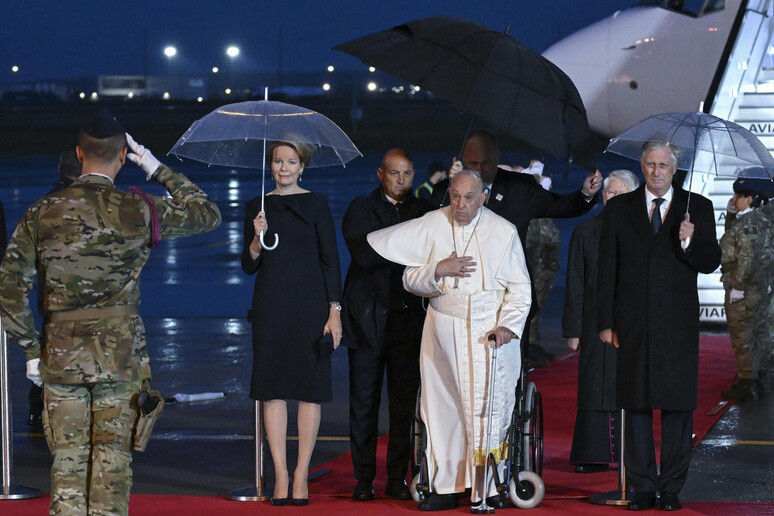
226, 46, 240, 95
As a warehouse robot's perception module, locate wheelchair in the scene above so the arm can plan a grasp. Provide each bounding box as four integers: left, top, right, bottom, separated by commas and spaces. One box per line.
409, 362, 545, 509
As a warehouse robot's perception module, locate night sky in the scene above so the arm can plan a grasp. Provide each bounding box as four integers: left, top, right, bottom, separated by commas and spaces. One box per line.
4, 0, 636, 82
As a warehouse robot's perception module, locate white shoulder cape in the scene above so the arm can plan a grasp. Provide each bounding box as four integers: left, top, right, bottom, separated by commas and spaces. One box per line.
366, 206, 528, 291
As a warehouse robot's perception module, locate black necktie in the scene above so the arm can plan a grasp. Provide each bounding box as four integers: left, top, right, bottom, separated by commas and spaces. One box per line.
651, 198, 665, 235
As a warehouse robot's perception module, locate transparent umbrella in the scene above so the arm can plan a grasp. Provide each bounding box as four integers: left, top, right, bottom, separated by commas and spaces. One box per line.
169, 96, 361, 249
605, 111, 774, 212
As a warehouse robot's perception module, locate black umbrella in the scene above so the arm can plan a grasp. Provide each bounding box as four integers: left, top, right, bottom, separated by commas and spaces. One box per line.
333, 16, 595, 170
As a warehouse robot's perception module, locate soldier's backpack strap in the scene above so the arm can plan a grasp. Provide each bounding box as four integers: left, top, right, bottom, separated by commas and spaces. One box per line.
128, 186, 160, 248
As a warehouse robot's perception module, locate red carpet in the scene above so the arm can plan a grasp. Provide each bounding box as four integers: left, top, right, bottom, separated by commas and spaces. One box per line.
4, 494, 773, 515
4, 334, 761, 515
527, 333, 737, 500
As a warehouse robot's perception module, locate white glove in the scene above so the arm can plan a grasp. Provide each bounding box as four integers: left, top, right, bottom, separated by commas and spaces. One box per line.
126, 133, 161, 179
726, 197, 738, 214
26, 358, 42, 387
730, 288, 745, 302
449, 160, 463, 178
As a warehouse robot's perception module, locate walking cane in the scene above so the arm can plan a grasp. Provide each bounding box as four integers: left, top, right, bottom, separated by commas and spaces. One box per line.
0, 319, 40, 501
473, 334, 499, 514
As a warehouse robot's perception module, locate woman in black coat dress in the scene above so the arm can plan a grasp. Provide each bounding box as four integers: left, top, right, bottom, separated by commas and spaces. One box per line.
242, 140, 342, 505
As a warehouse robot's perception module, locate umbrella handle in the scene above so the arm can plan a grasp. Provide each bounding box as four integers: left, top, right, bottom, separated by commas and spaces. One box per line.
259, 230, 279, 251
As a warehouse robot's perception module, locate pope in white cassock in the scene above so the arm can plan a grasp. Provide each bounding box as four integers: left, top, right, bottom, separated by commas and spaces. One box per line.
367, 170, 532, 511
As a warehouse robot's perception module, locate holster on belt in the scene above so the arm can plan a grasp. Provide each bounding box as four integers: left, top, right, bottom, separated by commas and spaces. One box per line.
133, 390, 164, 452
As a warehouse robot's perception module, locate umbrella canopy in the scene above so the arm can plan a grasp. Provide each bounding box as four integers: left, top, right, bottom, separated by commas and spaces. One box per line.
333, 16, 594, 170
168, 100, 361, 169
605, 112, 774, 179
169, 99, 361, 251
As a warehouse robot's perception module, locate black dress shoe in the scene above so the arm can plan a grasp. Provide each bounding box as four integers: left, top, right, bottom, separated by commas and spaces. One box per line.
385, 479, 412, 500
627, 491, 656, 510
418, 492, 459, 511
486, 492, 509, 509
574, 463, 610, 473
352, 479, 375, 501
291, 497, 309, 506
659, 493, 682, 511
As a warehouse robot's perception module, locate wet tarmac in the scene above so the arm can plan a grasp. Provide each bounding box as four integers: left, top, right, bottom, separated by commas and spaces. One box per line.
1, 153, 772, 504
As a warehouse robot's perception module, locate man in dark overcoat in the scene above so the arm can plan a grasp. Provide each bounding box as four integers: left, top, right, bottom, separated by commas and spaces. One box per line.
563, 169, 639, 472
597, 140, 721, 511
431, 129, 602, 366
342, 148, 431, 501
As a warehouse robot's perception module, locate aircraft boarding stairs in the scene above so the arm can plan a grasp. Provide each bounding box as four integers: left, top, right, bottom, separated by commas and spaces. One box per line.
708, 56, 774, 322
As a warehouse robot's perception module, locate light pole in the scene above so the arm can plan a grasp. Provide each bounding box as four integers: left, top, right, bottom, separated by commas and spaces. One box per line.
164, 46, 177, 98
226, 45, 240, 94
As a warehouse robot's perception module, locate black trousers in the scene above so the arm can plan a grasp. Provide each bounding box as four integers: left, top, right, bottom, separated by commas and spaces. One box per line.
625, 409, 693, 496
348, 311, 421, 482
29, 382, 44, 416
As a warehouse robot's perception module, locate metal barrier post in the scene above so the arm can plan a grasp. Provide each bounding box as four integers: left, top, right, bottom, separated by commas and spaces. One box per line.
0, 321, 40, 500
226, 400, 270, 501
589, 409, 629, 506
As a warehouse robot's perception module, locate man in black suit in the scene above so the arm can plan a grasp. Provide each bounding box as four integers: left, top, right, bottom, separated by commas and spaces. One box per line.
431, 130, 602, 365
342, 148, 432, 501
597, 140, 721, 511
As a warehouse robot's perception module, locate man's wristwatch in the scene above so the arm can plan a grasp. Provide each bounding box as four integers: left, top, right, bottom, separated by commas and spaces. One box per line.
329, 302, 342, 311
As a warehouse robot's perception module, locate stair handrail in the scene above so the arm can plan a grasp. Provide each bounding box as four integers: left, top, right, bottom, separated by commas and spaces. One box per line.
711, 0, 774, 121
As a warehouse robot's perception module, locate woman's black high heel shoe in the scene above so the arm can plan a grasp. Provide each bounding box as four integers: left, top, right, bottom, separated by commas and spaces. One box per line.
271, 482, 290, 506
292, 482, 309, 506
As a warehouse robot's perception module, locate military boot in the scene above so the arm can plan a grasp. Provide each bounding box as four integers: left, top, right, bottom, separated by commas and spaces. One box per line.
721, 379, 760, 401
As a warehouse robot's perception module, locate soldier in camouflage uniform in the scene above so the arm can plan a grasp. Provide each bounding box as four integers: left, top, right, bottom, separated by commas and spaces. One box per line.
719, 176, 772, 401
0, 109, 221, 516
743, 182, 774, 392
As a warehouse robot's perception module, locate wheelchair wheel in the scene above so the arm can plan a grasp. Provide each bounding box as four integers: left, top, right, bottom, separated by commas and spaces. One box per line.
508, 470, 545, 509
522, 382, 544, 477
